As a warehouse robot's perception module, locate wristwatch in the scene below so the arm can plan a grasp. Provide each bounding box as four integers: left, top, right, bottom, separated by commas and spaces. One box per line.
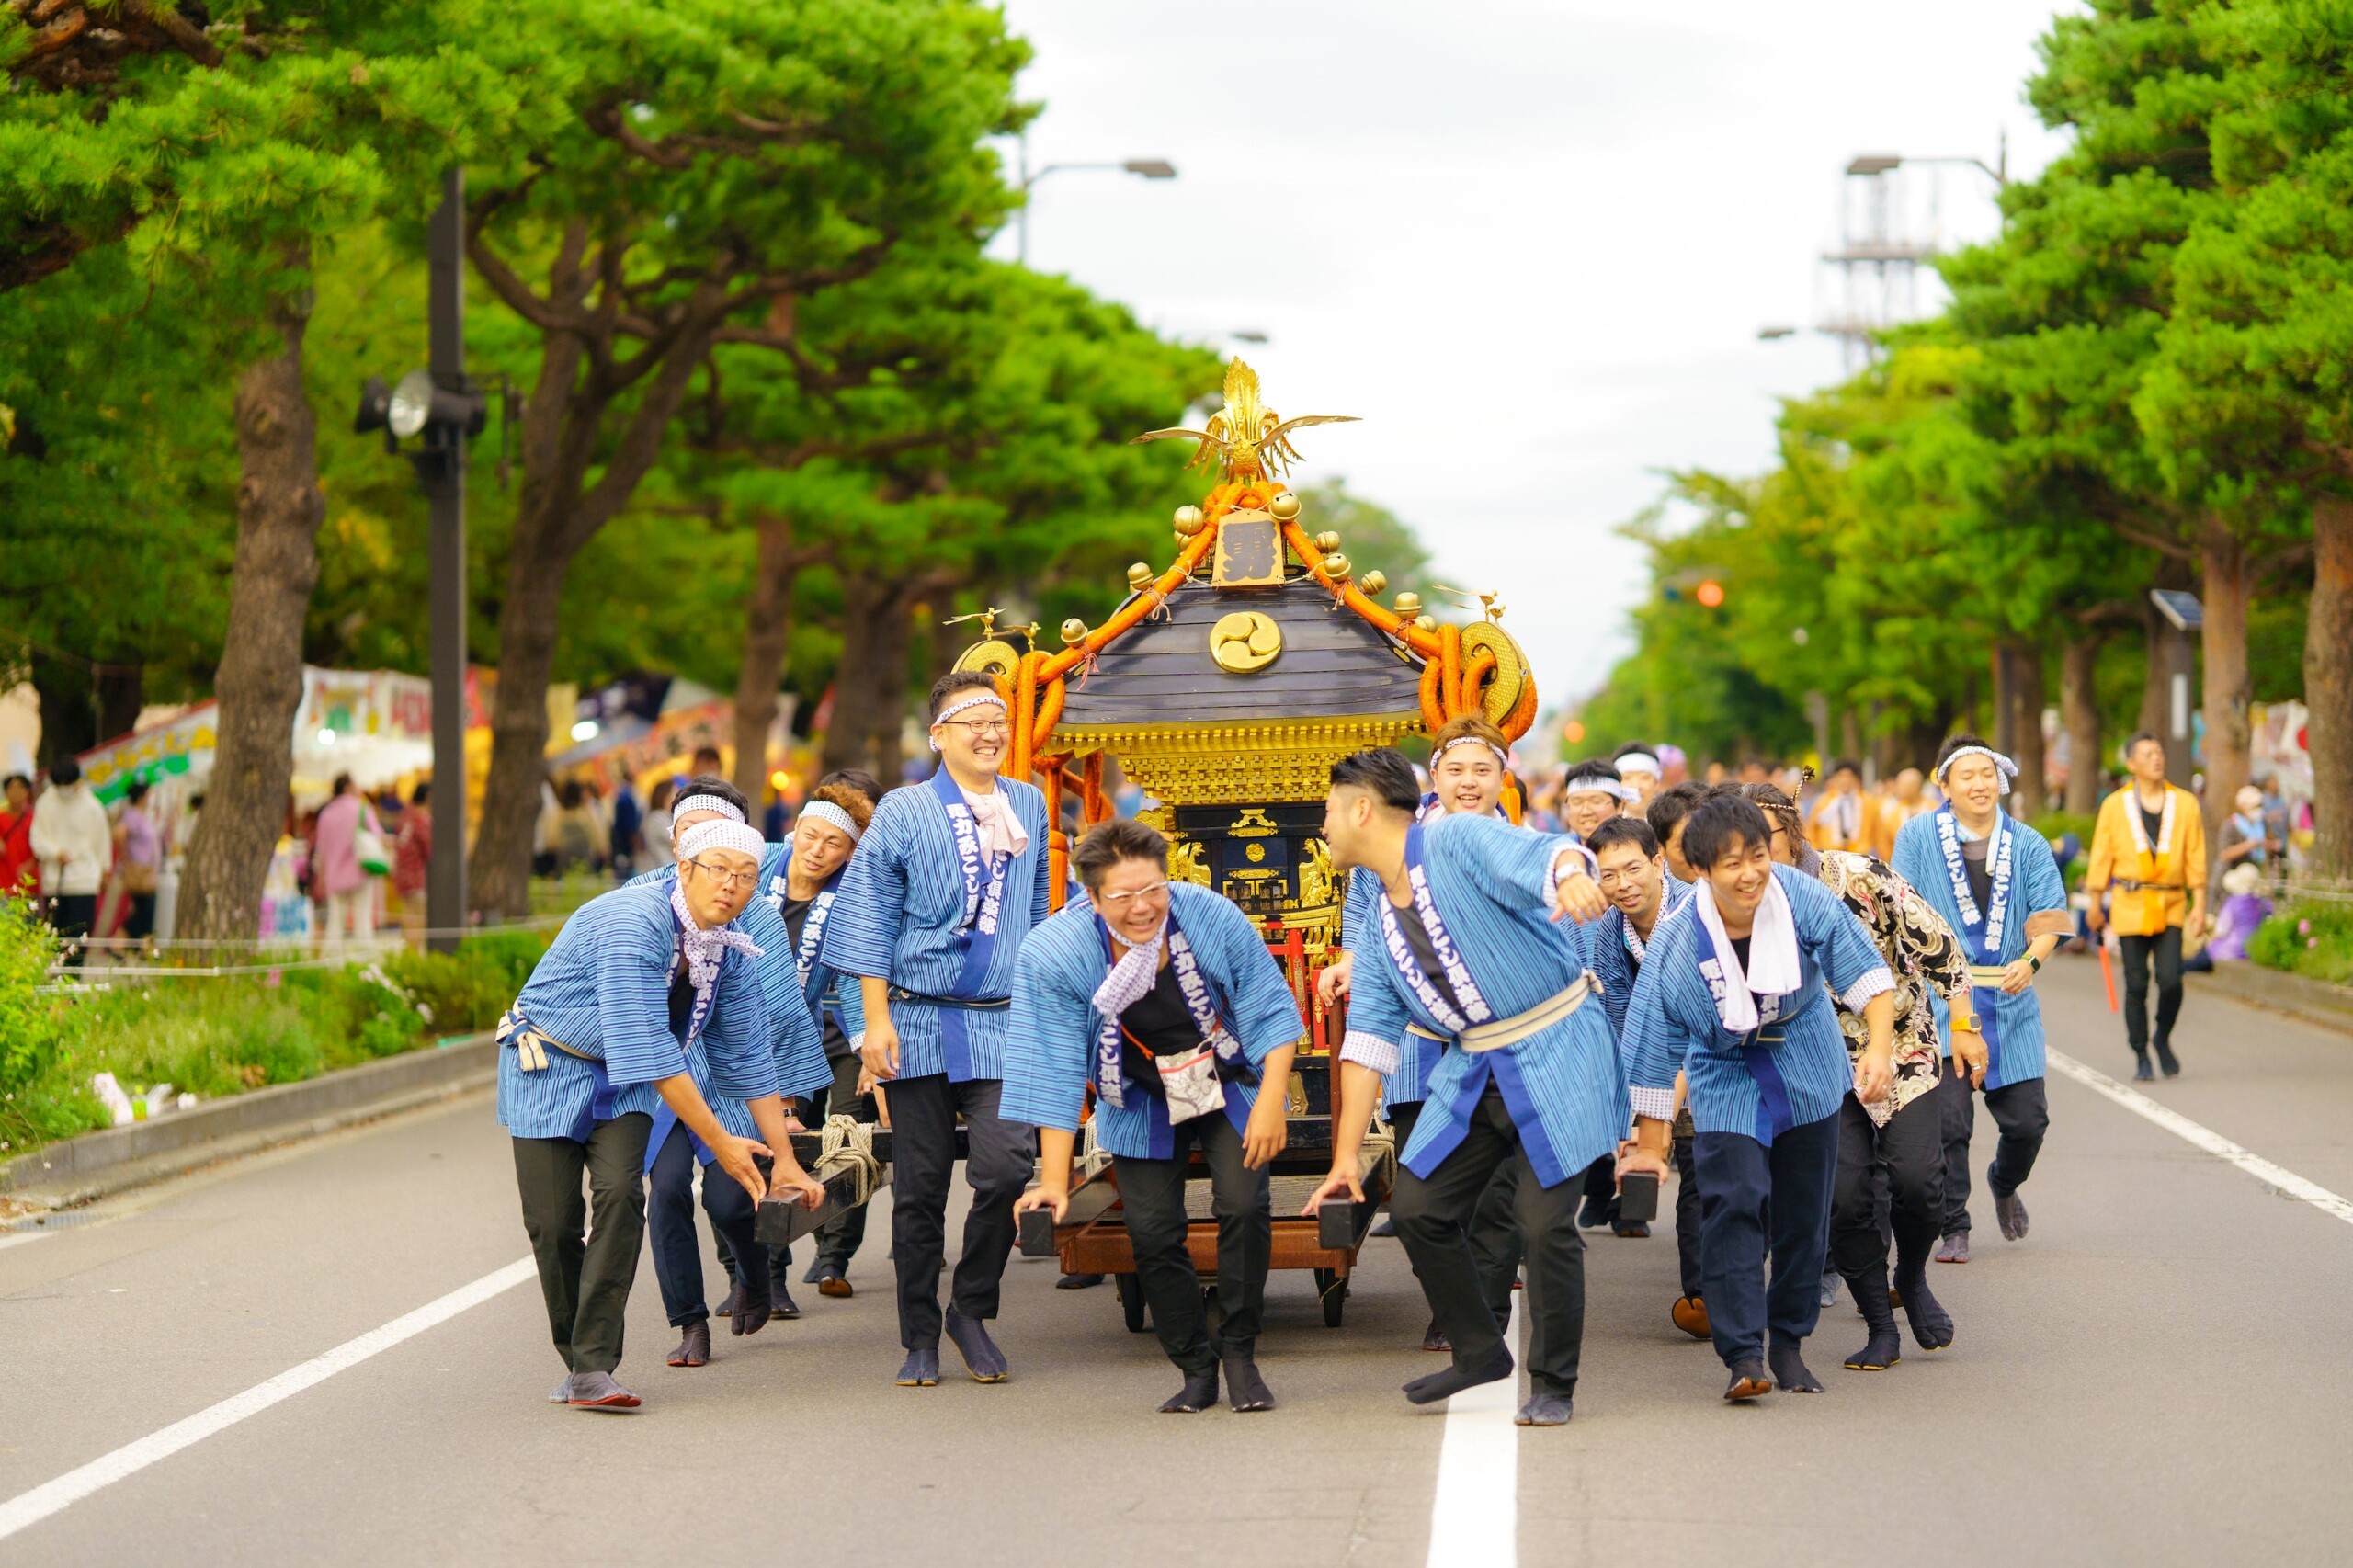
2029, 955, 2042, 972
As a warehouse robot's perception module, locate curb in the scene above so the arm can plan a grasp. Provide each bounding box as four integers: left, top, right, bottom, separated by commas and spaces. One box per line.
2187, 962, 2353, 1037
1, 1033, 497, 1209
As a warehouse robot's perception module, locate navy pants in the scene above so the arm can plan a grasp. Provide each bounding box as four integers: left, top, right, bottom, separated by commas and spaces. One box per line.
648, 1120, 766, 1327
1692, 1112, 1839, 1368
1936, 1070, 2049, 1236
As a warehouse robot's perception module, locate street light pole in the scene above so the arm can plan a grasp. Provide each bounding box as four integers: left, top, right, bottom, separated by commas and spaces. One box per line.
424, 165, 468, 953
1014, 133, 1177, 266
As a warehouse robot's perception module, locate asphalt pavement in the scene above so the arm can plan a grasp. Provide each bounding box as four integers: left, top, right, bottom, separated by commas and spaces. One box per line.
4, 952, 2350, 1566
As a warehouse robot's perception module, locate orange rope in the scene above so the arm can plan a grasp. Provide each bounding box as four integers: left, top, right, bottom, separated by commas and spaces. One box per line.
1039, 527, 1219, 685
1438, 624, 1462, 722
1418, 644, 1446, 733
1505, 675, 1538, 742
1458, 647, 1495, 717
1041, 756, 1068, 911
1278, 519, 1440, 658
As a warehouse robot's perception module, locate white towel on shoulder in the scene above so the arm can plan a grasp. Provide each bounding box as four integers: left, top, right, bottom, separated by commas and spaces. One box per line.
1692, 873, 1802, 1033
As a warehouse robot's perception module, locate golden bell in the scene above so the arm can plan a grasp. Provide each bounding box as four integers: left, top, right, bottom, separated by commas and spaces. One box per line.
1172, 505, 1205, 536
1413, 614, 1438, 633
1060, 618, 1089, 646
1268, 491, 1302, 522
1393, 591, 1422, 618
1358, 570, 1388, 597
1322, 552, 1352, 580
1312, 530, 1341, 554
1126, 562, 1154, 591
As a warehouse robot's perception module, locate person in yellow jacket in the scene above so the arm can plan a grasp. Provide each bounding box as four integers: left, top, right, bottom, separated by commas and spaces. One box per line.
2084, 733, 2208, 1081
1806, 759, 1873, 855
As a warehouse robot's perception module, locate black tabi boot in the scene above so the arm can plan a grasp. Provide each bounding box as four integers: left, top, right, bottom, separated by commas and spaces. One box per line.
1404, 1342, 1513, 1405
2131, 1050, 2155, 1082
2154, 1038, 2181, 1077
1222, 1356, 1276, 1413
1894, 1267, 1956, 1351
1723, 1358, 1771, 1401
1844, 1267, 1902, 1371
1159, 1364, 1219, 1414
1768, 1339, 1824, 1393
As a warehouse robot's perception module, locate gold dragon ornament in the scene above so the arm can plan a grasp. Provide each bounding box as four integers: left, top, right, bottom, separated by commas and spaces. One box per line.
1131, 358, 1358, 482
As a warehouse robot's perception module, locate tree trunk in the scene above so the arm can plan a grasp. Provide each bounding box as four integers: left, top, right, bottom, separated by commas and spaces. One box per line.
1991, 644, 2018, 759
2061, 631, 2106, 814
732, 514, 798, 806
176, 280, 325, 941
2198, 517, 2252, 837
820, 575, 886, 775
865, 587, 915, 784
468, 534, 571, 916
2006, 641, 2048, 819
2306, 494, 2353, 878
2137, 592, 2169, 743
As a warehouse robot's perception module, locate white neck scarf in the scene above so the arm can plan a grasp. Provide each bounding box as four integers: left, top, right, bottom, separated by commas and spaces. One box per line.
670, 879, 762, 998
1692, 872, 1801, 1034
1091, 914, 1168, 1025
961, 784, 1030, 858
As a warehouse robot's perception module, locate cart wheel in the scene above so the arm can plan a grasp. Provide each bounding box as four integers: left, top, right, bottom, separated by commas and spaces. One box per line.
1115, 1273, 1149, 1333
1313, 1267, 1347, 1328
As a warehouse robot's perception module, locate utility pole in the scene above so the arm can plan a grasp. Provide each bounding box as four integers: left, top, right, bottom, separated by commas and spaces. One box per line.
424, 166, 468, 952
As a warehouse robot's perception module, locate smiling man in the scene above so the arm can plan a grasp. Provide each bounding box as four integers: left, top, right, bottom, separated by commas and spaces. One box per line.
820, 671, 1051, 1389
1302, 747, 1616, 1428
1616, 794, 1895, 1402
498, 811, 825, 1411
1006, 820, 1304, 1414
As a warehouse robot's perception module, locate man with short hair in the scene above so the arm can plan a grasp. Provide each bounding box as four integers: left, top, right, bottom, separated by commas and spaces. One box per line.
1872, 767, 1934, 861
1303, 748, 1613, 1427
822, 671, 1050, 1387
1007, 819, 1303, 1412
1610, 744, 1665, 811
2083, 732, 2208, 1081
1561, 759, 1629, 842
1807, 759, 1871, 854
1586, 814, 1705, 1325
1616, 795, 1896, 1402
1645, 780, 1711, 884
499, 813, 824, 1409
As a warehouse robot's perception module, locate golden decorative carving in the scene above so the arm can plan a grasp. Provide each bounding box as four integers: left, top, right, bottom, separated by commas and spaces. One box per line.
1209, 609, 1284, 673
1297, 835, 1335, 910
1228, 809, 1279, 838
1168, 838, 1210, 887
1212, 512, 1284, 588
1460, 620, 1531, 726
1129, 359, 1358, 482
1052, 712, 1425, 805
953, 638, 1021, 679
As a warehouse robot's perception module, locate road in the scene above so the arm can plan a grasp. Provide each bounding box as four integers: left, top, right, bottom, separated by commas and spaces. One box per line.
4, 954, 2350, 1566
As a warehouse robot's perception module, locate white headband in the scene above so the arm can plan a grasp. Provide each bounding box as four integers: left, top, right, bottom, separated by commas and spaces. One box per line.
929, 691, 1006, 752
1934, 744, 2018, 795
677, 819, 766, 863
1565, 775, 1635, 803
673, 793, 745, 824
1435, 735, 1509, 767
1615, 752, 1660, 778
799, 800, 861, 842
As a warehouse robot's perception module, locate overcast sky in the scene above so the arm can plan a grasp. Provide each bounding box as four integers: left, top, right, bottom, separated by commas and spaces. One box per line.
991, 0, 2081, 705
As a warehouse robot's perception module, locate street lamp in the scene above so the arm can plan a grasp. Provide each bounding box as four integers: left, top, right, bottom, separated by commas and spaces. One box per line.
1015, 140, 1177, 264
348, 167, 487, 952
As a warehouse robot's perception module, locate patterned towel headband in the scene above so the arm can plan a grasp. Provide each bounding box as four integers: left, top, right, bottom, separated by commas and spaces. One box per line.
1934, 744, 2018, 793
1434, 735, 1509, 767
677, 819, 766, 863
799, 800, 862, 842
673, 793, 745, 824
933, 693, 1006, 724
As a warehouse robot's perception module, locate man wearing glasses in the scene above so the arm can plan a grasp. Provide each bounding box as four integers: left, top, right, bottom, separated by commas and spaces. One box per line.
498, 801, 826, 1410
1006, 819, 1304, 1414
821, 671, 1051, 1388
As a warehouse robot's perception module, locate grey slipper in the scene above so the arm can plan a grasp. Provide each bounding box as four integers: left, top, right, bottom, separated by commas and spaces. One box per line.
565, 1370, 641, 1409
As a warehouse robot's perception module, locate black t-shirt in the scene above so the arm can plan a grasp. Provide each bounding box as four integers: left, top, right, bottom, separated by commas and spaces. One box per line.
1729, 934, 1752, 976
1115, 958, 1254, 1100
1961, 835, 1994, 912
1387, 895, 1467, 1017
667, 961, 696, 1041
779, 892, 855, 1061
2140, 803, 2165, 852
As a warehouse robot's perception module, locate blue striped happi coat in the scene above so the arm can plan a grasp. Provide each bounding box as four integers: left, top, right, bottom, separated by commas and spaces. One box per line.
756, 839, 870, 1056
1339, 866, 1445, 1114
1620, 864, 1892, 1143
497, 881, 778, 1142
628, 853, 831, 1123
1893, 807, 2067, 1087
1590, 873, 1695, 1040
1001, 882, 1307, 1160
1341, 812, 1630, 1189
817, 773, 1051, 1083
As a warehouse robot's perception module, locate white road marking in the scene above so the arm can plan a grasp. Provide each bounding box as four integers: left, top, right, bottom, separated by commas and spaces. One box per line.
1426, 1291, 1521, 1568
2048, 1049, 2353, 1226
0, 1256, 535, 1544
0, 1232, 54, 1254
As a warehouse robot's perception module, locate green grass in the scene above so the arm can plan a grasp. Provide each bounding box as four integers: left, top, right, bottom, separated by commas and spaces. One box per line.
2247, 900, 2353, 988
0, 910, 554, 1163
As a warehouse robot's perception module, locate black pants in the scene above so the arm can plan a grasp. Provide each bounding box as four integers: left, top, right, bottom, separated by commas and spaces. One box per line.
1113, 1111, 1270, 1375
2120, 926, 2185, 1054
1937, 1069, 2050, 1236
1392, 1087, 1586, 1397
648, 1120, 765, 1326
1579, 1153, 1619, 1225
1392, 1099, 1519, 1325
1832, 1091, 1941, 1285
512, 1112, 652, 1374
122, 892, 156, 941
49, 893, 95, 967
1673, 1128, 1703, 1300
887, 1074, 1035, 1350
1692, 1113, 1837, 1368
